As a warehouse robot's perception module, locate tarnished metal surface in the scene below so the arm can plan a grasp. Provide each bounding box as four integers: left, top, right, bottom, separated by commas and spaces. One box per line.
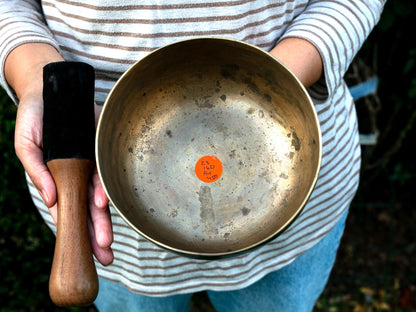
96, 38, 322, 258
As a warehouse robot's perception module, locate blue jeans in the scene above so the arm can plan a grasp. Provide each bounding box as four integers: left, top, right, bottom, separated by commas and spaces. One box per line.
95, 210, 348, 312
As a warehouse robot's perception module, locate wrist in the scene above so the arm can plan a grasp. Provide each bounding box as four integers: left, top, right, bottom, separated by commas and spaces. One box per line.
5, 43, 64, 100
270, 37, 323, 88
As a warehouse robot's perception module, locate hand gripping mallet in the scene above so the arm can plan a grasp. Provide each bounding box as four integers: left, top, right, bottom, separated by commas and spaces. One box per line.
42, 62, 98, 306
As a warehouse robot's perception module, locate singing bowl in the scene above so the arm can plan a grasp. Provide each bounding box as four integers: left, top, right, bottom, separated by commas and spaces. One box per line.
96, 38, 322, 258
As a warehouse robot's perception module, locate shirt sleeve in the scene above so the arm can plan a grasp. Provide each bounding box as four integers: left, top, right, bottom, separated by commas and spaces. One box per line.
0, 0, 60, 103
279, 0, 385, 103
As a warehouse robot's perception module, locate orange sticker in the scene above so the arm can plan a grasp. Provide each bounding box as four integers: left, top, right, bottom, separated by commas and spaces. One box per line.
195, 155, 223, 183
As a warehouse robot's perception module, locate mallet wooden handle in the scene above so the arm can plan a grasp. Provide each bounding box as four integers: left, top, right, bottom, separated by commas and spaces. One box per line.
48, 158, 98, 306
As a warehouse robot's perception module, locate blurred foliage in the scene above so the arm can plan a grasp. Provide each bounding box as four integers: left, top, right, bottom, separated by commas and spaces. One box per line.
1, 0, 415, 311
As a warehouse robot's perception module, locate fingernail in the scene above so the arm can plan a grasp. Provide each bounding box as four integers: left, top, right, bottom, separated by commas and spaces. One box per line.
96, 197, 103, 208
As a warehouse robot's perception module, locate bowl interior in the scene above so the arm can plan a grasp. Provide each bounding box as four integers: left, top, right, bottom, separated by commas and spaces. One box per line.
96, 38, 321, 257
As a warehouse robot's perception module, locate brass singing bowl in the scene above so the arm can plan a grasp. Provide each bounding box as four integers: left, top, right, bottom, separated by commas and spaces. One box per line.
96, 38, 322, 258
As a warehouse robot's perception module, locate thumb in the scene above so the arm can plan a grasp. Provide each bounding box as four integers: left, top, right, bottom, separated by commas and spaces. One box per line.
20, 143, 57, 208
14, 99, 57, 208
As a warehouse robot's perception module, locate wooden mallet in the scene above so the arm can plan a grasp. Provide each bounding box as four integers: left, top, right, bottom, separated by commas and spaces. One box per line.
42, 61, 98, 306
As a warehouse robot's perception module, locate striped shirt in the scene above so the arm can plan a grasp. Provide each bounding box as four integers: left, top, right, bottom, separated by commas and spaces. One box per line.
0, 0, 384, 296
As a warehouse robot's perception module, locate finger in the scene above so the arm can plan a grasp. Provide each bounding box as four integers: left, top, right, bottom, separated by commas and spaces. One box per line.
92, 103, 109, 210
48, 202, 58, 225
88, 180, 113, 249
88, 179, 114, 265
94, 101, 102, 126
88, 216, 114, 266
91, 167, 109, 210
91, 203, 113, 249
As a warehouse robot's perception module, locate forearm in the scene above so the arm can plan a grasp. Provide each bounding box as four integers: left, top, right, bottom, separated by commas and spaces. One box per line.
270, 37, 323, 88
276, 0, 384, 98
5, 43, 64, 101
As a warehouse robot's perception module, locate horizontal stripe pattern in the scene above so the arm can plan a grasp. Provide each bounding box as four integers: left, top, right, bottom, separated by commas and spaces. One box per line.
4, 0, 384, 296
40, 0, 308, 104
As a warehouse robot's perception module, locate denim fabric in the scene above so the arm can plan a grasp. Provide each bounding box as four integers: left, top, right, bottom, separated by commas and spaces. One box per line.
95, 281, 192, 312
94, 210, 348, 312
